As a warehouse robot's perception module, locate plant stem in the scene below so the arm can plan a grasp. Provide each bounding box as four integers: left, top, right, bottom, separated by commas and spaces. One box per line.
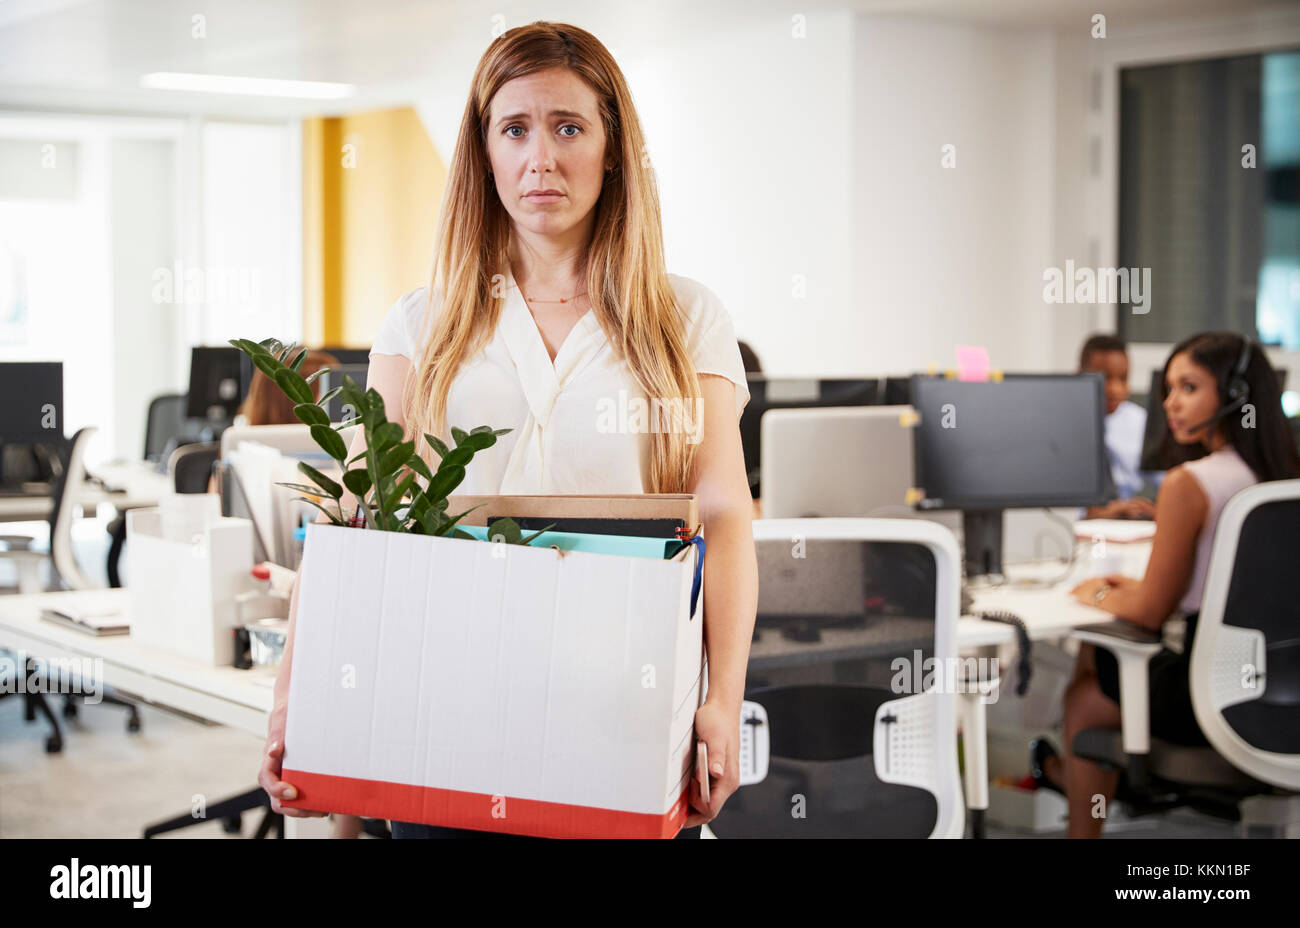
366, 444, 387, 531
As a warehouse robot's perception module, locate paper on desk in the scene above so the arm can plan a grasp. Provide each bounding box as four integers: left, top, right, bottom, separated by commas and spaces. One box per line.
1073, 519, 1156, 543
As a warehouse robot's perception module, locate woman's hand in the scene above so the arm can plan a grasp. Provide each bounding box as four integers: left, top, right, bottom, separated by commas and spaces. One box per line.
258, 723, 328, 819
1070, 574, 1140, 609
684, 698, 741, 828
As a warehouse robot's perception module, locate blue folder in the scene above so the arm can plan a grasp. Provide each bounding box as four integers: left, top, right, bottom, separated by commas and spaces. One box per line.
458, 524, 680, 560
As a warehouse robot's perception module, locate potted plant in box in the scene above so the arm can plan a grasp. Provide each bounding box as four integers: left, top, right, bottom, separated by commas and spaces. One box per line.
230, 337, 550, 544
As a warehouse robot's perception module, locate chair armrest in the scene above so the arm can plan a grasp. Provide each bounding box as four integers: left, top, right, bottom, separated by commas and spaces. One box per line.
1069, 621, 1163, 786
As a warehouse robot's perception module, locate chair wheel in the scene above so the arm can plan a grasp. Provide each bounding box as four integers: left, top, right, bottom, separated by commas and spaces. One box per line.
45, 735, 63, 753
222, 814, 243, 834
62, 701, 78, 718
127, 715, 141, 733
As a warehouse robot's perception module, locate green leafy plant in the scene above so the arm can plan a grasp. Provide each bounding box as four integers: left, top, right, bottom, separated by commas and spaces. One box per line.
229, 337, 551, 543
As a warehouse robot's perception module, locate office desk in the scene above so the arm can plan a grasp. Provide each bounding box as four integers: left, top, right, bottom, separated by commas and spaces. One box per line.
0, 588, 272, 734
83, 460, 173, 511
957, 539, 1153, 830
0, 588, 335, 837
0, 461, 172, 524
966, 540, 1153, 641
747, 615, 1012, 669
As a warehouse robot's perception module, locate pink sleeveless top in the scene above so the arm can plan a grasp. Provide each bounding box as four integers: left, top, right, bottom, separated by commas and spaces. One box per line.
1178, 446, 1257, 614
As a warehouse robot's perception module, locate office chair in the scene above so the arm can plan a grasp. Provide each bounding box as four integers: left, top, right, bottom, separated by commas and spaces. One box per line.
1070, 480, 1300, 835
706, 518, 966, 838
0, 427, 97, 593
144, 393, 204, 463
0, 427, 141, 751
170, 442, 220, 494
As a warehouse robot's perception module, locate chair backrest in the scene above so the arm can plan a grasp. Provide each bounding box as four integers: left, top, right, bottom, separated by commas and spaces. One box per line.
708, 518, 965, 838
144, 393, 190, 461
1191, 479, 1300, 790
219, 423, 360, 460
48, 426, 98, 591
170, 441, 221, 494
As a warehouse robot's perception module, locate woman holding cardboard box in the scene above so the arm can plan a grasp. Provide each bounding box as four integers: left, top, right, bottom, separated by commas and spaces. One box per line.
258, 21, 758, 838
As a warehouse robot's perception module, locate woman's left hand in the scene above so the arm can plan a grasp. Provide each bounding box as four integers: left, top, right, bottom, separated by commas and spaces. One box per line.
684, 698, 740, 828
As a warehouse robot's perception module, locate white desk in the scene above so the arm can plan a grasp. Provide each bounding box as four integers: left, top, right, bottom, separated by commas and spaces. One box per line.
967, 539, 1153, 641
0, 460, 172, 524
83, 460, 174, 511
0, 588, 272, 734
0, 588, 339, 837
957, 535, 1153, 830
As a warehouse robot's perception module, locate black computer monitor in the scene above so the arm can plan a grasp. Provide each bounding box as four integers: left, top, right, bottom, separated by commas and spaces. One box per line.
187, 347, 248, 420
0, 362, 63, 444
318, 364, 369, 422
0, 362, 63, 485
1140, 366, 1289, 472
321, 347, 372, 366
882, 376, 911, 406
910, 373, 1110, 578
740, 378, 879, 497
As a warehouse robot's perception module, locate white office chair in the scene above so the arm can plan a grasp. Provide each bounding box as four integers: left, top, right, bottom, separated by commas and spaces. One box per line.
707, 517, 966, 838
1071, 479, 1300, 835
0, 427, 98, 593
219, 422, 357, 459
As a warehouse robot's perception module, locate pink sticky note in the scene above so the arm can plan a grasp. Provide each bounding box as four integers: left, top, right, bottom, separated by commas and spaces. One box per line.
955, 346, 991, 382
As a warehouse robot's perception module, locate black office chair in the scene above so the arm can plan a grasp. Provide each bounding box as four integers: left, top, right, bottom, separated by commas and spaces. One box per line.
170, 442, 220, 494
144, 394, 192, 463
1071, 480, 1300, 834
0, 428, 141, 752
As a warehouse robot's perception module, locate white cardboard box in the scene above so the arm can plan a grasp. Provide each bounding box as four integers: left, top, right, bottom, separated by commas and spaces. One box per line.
125, 508, 257, 665
281, 523, 706, 838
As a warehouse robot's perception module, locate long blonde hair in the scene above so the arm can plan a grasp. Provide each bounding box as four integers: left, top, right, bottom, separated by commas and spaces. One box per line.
405, 21, 700, 493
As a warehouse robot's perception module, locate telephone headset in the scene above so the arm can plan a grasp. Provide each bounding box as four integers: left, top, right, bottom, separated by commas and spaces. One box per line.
1187, 335, 1253, 433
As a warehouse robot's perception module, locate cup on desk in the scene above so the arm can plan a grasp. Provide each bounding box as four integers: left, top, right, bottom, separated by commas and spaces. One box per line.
159, 493, 222, 545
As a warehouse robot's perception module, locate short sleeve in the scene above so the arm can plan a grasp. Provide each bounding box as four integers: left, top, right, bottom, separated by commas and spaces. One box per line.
671, 275, 751, 421
370, 287, 433, 362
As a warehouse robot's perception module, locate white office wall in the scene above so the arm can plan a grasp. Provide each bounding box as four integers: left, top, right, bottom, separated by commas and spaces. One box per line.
849, 16, 1058, 379
111, 136, 180, 462
630, 11, 856, 375
198, 121, 300, 348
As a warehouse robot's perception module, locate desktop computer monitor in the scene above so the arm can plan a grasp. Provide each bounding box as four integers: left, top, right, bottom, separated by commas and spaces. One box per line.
760, 405, 915, 518
0, 362, 63, 444
320, 347, 372, 366
317, 364, 369, 422
882, 376, 911, 406
0, 362, 64, 486
187, 347, 248, 420
740, 377, 879, 497
910, 373, 1110, 578
1140, 366, 1289, 472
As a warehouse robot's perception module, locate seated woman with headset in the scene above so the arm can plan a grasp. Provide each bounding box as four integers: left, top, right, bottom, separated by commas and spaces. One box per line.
1033, 331, 1300, 838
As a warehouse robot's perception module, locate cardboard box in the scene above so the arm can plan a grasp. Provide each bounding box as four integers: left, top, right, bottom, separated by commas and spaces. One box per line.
446, 493, 698, 529
280, 495, 705, 838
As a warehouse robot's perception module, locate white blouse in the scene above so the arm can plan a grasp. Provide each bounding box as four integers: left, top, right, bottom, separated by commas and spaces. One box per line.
369, 268, 750, 495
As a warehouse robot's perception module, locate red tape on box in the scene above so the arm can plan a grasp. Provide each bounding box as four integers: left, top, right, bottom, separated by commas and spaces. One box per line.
280, 768, 690, 839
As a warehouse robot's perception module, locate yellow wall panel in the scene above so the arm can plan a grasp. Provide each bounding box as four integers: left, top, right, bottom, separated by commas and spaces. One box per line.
302, 107, 444, 350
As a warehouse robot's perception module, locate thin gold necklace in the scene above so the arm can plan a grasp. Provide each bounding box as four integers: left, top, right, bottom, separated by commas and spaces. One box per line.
523, 291, 586, 304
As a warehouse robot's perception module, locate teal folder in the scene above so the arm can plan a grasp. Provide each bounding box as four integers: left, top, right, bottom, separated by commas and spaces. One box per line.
458, 524, 682, 560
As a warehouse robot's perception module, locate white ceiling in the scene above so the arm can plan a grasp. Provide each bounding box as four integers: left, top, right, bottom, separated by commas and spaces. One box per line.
0, 0, 1289, 120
